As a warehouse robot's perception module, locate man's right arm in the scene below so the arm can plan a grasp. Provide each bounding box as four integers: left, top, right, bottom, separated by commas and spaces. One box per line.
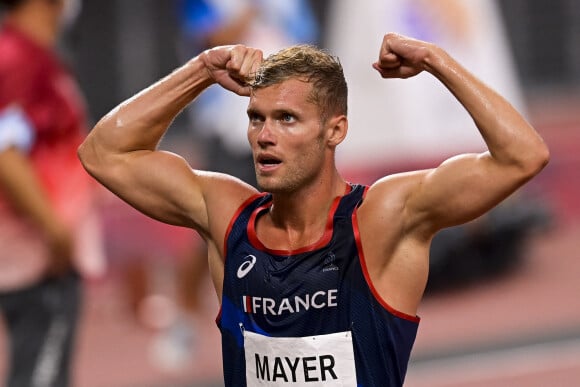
0, 147, 73, 276
78, 45, 263, 235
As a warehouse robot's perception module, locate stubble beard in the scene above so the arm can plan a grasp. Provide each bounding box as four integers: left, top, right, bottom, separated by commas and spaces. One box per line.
255, 152, 324, 195
255, 169, 304, 194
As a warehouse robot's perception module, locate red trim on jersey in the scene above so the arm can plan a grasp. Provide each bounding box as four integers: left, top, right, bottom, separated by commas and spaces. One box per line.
352, 188, 421, 323
247, 184, 352, 256
216, 192, 267, 326
222, 192, 268, 258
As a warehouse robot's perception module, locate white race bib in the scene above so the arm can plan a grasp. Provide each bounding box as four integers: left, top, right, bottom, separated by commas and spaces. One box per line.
244, 330, 357, 386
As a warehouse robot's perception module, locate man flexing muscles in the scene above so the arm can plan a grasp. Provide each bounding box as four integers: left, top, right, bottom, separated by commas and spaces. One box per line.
78, 33, 549, 386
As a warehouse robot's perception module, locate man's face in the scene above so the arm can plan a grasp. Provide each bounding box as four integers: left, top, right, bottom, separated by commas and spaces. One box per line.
247, 79, 328, 193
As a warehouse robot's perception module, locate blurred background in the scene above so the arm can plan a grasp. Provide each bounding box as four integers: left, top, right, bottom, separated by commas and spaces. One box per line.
1, 0, 579, 386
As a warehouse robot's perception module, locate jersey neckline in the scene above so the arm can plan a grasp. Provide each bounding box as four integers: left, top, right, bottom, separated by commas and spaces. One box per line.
247, 184, 353, 256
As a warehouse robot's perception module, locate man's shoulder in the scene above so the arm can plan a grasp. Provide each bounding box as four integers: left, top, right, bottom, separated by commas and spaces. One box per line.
0, 36, 48, 109
366, 170, 427, 200
0, 29, 47, 73
357, 170, 430, 224
201, 171, 260, 217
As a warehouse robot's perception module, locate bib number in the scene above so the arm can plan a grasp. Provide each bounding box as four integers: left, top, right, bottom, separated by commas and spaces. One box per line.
244, 330, 357, 386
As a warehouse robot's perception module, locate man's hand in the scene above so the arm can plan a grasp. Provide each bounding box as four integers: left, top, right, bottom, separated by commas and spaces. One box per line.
372, 33, 435, 79
199, 45, 263, 96
45, 220, 74, 278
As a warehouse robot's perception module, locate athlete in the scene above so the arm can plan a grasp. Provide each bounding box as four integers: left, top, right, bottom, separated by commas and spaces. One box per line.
78, 34, 549, 386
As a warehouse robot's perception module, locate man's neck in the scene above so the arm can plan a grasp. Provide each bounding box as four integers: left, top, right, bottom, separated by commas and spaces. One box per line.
268, 174, 348, 233
254, 175, 348, 252
5, 4, 58, 48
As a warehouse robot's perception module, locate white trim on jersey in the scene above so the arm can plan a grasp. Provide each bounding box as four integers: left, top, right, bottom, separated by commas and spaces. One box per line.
0, 105, 35, 154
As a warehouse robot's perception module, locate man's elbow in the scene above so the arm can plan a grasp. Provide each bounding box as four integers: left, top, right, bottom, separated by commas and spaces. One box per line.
77, 136, 102, 178
523, 141, 550, 179
77, 138, 90, 167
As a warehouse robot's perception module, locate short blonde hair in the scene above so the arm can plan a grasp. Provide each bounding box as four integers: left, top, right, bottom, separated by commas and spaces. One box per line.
251, 45, 348, 122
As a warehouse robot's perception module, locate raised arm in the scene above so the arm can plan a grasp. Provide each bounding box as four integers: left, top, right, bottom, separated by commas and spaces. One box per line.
372, 33, 550, 235
78, 45, 263, 234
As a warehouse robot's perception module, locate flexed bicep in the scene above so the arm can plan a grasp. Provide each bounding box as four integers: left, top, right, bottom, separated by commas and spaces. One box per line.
407, 152, 532, 234
84, 147, 208, 230
373, 32, 549, 235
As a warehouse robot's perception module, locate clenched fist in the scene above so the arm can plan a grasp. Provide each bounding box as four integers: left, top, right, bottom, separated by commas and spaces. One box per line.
199, 44, 264, 96
372, 33, 437, 79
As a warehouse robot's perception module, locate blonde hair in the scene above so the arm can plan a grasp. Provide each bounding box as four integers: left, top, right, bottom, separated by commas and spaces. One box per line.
251, 45, 348, 122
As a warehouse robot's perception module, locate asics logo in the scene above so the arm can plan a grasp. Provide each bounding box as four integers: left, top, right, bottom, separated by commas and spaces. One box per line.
237, 255, 257, 279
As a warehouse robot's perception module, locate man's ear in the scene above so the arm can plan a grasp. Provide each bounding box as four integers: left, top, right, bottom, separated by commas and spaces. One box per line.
326, 115, 348, 147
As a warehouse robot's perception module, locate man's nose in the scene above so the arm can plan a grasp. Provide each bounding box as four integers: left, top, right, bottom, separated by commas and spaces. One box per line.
256, 119, 276, 146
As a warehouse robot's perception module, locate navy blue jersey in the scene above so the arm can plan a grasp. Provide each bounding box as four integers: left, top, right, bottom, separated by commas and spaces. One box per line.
217, 184, 419, 386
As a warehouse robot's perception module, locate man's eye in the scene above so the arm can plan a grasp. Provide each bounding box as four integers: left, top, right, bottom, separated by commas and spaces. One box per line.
248, 113, 262, 122
282, 114, 294, 122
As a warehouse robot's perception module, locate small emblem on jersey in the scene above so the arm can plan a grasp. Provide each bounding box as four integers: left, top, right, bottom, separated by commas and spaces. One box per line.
322, 252, 339, 272
237, 255, 257, 279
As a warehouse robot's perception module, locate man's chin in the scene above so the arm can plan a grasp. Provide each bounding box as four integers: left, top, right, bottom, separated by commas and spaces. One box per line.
257, 181, 276, 193
257, 178, 284, 194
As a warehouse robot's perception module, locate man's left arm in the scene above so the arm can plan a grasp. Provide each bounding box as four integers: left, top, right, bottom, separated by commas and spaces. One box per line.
373, 33, 550, 233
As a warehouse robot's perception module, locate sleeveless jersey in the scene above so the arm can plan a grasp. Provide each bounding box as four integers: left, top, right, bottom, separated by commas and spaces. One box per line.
218, 184, 420, 386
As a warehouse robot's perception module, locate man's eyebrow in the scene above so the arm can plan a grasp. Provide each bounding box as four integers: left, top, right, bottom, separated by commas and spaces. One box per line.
246, 107, 261, 117
246, 107, 301, 117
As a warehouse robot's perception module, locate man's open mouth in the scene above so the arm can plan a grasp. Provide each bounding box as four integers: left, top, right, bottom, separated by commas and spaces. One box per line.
257, 155, 282, 167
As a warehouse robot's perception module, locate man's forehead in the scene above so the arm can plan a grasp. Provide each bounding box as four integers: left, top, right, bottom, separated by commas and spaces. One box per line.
250, 79, 313, 105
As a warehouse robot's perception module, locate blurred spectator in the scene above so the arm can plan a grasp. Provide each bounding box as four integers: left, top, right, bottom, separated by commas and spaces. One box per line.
0, 0, 105, 386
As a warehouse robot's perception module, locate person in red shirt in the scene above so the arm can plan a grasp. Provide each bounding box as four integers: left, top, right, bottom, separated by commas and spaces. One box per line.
0, 0, 104, 385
